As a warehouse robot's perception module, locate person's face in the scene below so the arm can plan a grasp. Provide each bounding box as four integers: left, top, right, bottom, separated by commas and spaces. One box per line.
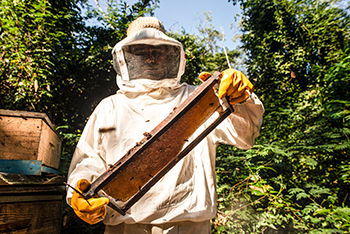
123, 44, 180, 80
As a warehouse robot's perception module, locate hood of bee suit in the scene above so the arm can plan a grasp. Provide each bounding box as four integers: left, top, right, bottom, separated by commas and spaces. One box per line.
112, 26, 186, 98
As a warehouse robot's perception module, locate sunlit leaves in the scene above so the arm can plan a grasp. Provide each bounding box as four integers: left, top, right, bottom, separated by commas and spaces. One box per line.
214, 0, 350, 233
0, 0, 65, 111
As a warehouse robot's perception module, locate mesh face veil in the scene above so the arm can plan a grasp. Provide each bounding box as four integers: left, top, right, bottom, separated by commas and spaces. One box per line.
121, 43, 180, 80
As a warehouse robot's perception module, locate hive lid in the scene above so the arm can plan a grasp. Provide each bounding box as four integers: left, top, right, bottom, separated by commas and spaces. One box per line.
0, 109, 57, 134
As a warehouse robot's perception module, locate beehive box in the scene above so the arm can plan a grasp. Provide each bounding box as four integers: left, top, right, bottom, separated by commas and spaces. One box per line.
0, 109, 62, 173
0, 173, 65, 234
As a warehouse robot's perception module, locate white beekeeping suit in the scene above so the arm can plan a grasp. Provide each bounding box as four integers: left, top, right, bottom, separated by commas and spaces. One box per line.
67, 16, 264, 234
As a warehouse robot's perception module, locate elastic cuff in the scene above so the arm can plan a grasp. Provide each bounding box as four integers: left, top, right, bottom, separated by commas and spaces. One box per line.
233, 90, 252, 106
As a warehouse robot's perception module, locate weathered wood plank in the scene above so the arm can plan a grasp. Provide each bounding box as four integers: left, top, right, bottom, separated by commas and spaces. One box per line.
41, 166, 59, 174
0, 181, 64, 234
0, 200, 62, 234
0, 183, 65, 193
37, 121, 61, 169
0, 160, 42, 175
0, 195, 63, 203
0, 117, 42, 161
0, 109, 55, 132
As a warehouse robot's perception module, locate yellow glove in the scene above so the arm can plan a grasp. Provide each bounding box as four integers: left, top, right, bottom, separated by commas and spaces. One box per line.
71, 179, 109, 225
199, 69, 254, 105
218, 69, 254, 105
198, 71, 212, 82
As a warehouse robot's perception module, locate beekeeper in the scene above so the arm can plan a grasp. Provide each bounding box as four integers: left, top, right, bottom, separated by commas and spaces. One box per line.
66, 17, 264, 234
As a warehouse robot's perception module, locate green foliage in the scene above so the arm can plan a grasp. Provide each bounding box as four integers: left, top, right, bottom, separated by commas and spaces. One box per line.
240, 0, 349, 99
214, 0, 350, 233
204, 50, 241, 74
0, 0, 66, 111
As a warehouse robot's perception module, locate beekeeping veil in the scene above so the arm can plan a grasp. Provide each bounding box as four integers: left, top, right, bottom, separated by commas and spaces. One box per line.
112, 17, 186, 94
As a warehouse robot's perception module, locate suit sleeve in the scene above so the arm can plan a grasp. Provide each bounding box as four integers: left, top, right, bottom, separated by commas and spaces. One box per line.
210, 92, 264, 149
66, 102, 110, 205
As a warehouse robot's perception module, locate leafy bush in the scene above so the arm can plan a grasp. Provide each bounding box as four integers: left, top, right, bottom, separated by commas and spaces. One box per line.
214, 0, 350, 232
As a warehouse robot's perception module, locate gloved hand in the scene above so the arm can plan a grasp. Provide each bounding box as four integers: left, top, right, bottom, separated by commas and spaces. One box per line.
71, 179, 109, 225
199, 69, 254, 105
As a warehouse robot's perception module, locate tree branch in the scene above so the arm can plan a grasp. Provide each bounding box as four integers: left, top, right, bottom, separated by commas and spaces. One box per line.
94, 0, 115, 29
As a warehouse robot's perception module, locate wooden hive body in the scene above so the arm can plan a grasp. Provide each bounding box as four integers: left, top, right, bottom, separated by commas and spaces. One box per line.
0, 109, 61, 172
